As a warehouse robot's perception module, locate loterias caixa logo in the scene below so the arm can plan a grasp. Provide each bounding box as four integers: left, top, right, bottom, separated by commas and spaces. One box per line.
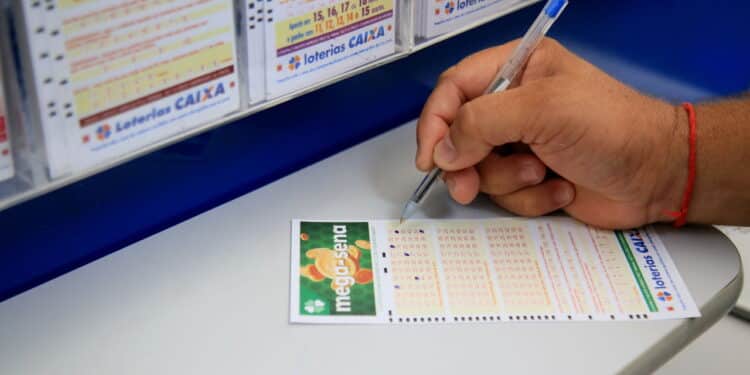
440, 0, 492, 16
618, 229, 676, 313
287, 55, 302, 71
87, 81, 229, 144
444, 1, 456, 14
96, 124, 112, 141
278, 25, 390, 74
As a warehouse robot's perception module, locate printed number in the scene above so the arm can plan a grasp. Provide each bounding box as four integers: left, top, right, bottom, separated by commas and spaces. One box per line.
313, 10, 324, 22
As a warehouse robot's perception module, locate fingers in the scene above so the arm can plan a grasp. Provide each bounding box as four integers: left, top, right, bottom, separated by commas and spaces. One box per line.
416, 38, 566, 171
489, 178, 575, 217
433, 78, 567, 171
443, 152, 548, 205
477, 153, 546, 195
443, 167, 480, 205
415, 78, 463, 171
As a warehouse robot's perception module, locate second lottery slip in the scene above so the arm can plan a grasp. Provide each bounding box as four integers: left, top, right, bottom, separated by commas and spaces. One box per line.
242, 0, 268, 104
416, 0, 530, 40
290, 218, 700, 324
15, 0, 241, 178
265, 0, 397, 99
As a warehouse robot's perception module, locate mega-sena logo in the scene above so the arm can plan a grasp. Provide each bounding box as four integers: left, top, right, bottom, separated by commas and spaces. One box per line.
278, 25, 389, 73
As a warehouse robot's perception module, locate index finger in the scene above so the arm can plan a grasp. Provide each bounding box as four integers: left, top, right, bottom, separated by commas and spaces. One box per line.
415, 41, 523, 171
416, 38, 568, 171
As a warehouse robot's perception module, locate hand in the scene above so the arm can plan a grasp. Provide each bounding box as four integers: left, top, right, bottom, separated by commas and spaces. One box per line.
415, 38, 686, 229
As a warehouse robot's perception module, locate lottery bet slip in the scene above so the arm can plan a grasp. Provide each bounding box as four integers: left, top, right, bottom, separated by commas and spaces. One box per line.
416, 0, 529, 40
15, 0, 240, 178
264, 0, 397, 99
290, 218, 700, 324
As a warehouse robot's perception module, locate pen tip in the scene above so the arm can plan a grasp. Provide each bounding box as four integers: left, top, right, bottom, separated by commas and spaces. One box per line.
399, 201, 417, 225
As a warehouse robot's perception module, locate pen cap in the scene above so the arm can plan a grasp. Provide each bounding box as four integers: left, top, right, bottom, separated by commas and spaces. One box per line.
545, 0, 568, 18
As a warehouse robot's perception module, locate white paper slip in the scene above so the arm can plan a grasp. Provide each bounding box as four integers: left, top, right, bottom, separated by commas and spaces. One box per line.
242, 0, 268, 104
15, 0, 241, 178
290, 218, 700, 324
417, 0, 529, 39
265, 0, 397, 99
0, 48, 14, 182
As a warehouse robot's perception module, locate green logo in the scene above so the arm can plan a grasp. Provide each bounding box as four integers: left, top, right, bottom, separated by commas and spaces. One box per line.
298, 222, 376, 316
304, 299, 327, 314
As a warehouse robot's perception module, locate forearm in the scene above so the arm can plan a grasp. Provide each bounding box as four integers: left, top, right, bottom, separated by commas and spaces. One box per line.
654, 96, 750, 225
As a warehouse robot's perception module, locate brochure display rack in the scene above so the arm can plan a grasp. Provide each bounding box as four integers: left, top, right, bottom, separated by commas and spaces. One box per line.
0, 0, 538, 211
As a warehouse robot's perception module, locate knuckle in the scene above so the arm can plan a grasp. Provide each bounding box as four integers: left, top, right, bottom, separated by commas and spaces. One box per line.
454, 103, 477, 133
528, 38, 568, 76
437, 68, 454, 83
517, 156, 546, 183
437, 63, 461, 84
531, 38, 557, 63
539, 37, 561, 52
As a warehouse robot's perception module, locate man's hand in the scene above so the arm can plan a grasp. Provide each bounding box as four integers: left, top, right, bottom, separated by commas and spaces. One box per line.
415, 38, 686, 229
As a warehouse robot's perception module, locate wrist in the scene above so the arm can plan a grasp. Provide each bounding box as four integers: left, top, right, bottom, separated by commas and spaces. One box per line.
647, 103, 690, 225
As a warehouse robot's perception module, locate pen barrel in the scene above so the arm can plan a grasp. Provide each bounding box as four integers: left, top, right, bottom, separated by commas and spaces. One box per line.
486, 0, 568, 94
404, 0, 568, 214
411, 168, 442, 204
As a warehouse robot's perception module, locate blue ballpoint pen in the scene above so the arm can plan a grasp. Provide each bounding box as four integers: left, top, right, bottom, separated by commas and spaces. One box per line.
400, 0, 569, 223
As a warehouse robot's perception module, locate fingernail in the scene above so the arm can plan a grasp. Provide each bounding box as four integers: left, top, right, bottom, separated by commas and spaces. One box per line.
520, 164, 541, 183
554, 185, 573, 205
434, 136, 457, 164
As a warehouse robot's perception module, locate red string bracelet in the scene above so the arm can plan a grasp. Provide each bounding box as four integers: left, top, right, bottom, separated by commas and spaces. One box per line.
664, 102, 697, 227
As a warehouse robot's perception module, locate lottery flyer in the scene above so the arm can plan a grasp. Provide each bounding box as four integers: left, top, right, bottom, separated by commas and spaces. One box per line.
265, 0, 396, 98
242, 0, 268, 104
417, 0, 530, 40
290, 218, 700, 324
15, 0, 241, 178
0, 49, 14, 182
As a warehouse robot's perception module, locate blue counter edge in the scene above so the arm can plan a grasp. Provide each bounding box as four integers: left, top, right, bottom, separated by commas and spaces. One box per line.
1, 0, 747, 302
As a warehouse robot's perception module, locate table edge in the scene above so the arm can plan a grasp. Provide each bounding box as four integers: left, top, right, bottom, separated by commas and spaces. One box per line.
620, 245, 744, 374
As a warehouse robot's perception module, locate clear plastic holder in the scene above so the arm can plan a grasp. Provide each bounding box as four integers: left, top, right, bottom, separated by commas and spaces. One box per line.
0, 2, 38, 200
10, 0, 243, 177
413, 0, 540, 51
239, 0, 413, 107
0, 25, 13, 185
0, 0, 532, 211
